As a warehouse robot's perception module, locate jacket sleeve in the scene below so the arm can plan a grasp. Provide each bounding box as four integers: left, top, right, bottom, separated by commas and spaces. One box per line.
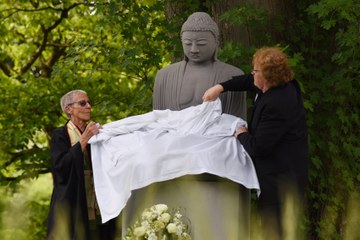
220, 74, 258, 92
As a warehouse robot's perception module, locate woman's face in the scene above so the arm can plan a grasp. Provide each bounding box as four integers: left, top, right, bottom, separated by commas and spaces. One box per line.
181, 31, 216, 64
252, 63, 268, 92
66, 92, 92, 122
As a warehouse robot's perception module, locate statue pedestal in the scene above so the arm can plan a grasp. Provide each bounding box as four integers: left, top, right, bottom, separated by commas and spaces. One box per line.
121, 174, 250, 240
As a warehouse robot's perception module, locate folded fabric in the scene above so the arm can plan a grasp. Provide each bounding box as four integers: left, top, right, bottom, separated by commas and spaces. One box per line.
89, 98, 260, 223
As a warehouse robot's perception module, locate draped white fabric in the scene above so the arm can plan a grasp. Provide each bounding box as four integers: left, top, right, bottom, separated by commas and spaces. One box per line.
89, 99, 260, 223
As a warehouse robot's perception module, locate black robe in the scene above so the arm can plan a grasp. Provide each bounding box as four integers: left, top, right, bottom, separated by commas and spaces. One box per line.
46, 122, 90, 240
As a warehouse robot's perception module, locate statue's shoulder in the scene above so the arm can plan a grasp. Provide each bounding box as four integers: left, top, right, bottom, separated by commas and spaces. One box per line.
156, 61, 184, 75
155, 61, 185, 86
215, 61, 244, 75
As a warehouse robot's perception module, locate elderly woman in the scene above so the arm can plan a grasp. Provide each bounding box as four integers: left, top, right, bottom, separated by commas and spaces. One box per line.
46, 90, 116, 240
203, 47, 309, 239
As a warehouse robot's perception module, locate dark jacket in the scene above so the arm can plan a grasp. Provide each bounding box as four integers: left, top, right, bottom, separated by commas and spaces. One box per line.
46, 122, 90, 240
221, 74, 308, 199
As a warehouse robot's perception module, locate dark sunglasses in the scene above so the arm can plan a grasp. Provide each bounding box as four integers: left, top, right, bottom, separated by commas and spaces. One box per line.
68, 100, 92, 107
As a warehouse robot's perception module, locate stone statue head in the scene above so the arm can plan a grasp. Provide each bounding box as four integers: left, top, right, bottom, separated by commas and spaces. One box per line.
180, 12, 219, 61
181, 12, 219, 43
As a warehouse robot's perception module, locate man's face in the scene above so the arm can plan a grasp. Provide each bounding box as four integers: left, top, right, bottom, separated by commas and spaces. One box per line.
66, 93, 92, 122
181, 31, 217, 64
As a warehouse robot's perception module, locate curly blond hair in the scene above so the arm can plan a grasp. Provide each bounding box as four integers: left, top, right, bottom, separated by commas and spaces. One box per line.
252, 47, 294, 88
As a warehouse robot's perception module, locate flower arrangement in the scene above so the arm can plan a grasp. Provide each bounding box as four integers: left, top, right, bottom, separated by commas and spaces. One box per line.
124, 203, 191, 240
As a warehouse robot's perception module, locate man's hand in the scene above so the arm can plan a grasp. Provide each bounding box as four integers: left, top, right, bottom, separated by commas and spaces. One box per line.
80, 121, 100, 151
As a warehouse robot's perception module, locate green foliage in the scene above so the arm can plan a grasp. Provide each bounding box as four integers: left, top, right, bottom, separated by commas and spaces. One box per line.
295, 0, 360, 239
0, 0, 173, 183
0, 174, 51, 240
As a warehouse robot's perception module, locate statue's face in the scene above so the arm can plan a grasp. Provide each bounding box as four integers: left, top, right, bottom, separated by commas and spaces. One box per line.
181, 31, 217, 64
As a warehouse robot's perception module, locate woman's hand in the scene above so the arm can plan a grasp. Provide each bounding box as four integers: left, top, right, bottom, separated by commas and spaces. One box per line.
202, 84, 224, 102
234, 127, 248, 138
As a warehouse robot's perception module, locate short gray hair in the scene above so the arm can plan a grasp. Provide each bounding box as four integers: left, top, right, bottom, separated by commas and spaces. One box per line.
60, 89, 87, 118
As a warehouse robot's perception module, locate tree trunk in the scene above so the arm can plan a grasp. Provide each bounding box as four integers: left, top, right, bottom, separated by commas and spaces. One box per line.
165, 0, 297, 48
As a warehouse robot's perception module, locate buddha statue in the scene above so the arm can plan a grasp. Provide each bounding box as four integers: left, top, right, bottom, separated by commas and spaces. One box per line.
153, 11, 247, 119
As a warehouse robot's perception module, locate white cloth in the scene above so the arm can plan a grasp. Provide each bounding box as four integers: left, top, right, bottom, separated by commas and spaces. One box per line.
89, 99, 260, 223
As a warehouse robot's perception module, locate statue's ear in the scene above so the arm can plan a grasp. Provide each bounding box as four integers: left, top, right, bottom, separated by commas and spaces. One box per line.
213, 48, 218, 61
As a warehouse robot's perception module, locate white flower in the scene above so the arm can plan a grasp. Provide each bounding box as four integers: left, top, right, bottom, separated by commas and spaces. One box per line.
133, 226, 146, 237
159, 212, 171, 223
142, 211, 153, 220
176, 225, 184, 235
174, 212, 182, 219
125, 204, 191, 240
148, 232, 157, 240
140, 220, 150, 229
155, 204, 168, 214
166, 223, 178, 234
